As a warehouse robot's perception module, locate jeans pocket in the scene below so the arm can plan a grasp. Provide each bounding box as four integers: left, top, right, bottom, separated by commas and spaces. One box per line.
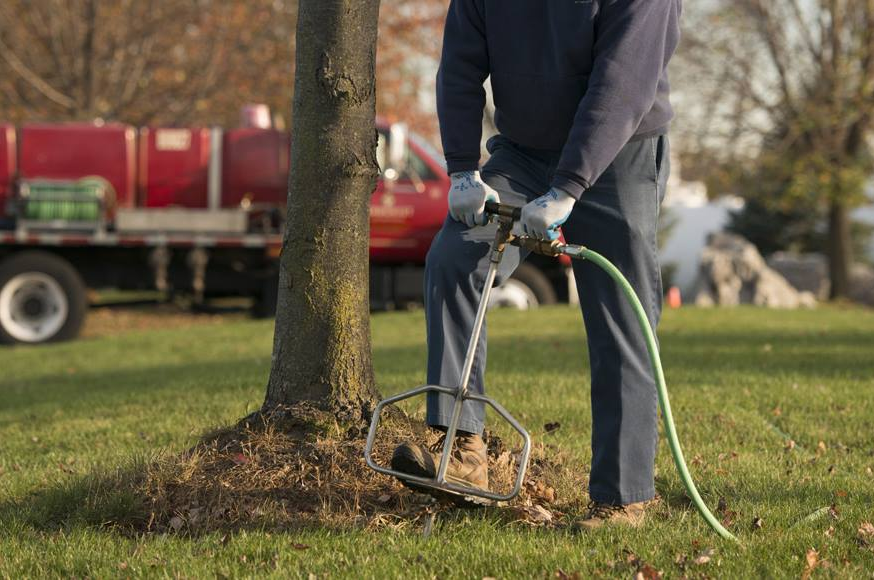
657, 136, 671, 202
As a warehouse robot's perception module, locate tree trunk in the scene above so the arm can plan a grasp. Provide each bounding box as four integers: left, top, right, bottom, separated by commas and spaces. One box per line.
263, 0, 382, 424
827, 198, 853, 300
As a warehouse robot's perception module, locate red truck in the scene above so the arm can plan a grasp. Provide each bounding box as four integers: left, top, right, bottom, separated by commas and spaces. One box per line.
0, 113, 571, 345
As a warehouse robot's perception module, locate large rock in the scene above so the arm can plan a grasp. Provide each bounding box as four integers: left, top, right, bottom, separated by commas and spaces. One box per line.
767, 253, 830, 300
850, 263, 874, 306
694, 233, 816, 308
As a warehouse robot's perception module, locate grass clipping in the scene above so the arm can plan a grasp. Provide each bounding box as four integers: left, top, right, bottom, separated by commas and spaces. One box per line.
139, 403, 584, 534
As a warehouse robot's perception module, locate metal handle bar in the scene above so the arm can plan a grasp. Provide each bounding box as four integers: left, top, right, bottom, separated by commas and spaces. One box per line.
484, 201, 521, 221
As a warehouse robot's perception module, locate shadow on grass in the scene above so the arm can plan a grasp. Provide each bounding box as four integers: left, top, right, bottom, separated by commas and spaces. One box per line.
0, 459, 151, 535
4, 323, 870, 416
4, 318, 871, 540
0, 357, 270, 420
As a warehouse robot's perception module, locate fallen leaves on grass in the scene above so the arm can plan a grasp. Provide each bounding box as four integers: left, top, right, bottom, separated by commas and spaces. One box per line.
801, 548, 831, 580
801, 548, 819, 580
751, 517, 764, 530
544, 422, 561, 433
507, 504, 554, 526
626, 551, 662, 579
857, 522, 874, 550
716, 497, 736, 527
129, 403, 582, 534
524, 479, 556, 505
693, 547, 714, 565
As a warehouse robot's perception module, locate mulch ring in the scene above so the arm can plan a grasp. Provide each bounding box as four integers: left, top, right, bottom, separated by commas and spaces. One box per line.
138, 403, 588, 535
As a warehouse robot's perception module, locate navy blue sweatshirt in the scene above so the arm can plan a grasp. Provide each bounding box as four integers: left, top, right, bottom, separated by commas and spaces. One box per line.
436, 0, 682, 199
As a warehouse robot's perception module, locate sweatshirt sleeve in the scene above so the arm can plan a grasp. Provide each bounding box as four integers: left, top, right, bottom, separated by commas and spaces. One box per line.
551, 0, 680, 199
436, 0, 490, 175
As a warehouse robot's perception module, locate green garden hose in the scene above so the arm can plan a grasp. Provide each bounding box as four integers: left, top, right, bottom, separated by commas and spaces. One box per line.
563, 245, 738, 542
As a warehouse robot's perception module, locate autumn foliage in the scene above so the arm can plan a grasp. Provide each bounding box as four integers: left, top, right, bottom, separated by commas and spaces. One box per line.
0, 0, 448, 143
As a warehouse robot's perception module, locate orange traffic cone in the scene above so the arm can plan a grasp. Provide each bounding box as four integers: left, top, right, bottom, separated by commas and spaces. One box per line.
667, 286, 682, 309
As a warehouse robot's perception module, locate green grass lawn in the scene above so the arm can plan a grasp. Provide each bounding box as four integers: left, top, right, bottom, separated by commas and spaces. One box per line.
1, 306, 873, 578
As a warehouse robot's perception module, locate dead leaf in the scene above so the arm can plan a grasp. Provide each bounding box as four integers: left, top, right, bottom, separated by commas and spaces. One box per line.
751, 517, 764, 530
828, 504, 840, 520
824, 526, 835, 538
494, 451, 512, 470
188, 507, 203, 524
858, 522, 874, 549
717, 497, 736, 527
785, 439, 796, 451
292, 543, 310, 550
693, 548, 714, 565
376, 494, 391, 504
816, 441, 827, 454
525, 479, 557, 504
509, 504, 554, 525
801, 548, 819, 580
544, 422, 561, 433
169, 516, 184, 531
231, 453, 249, 465
554, 569, 580, 580
635, 563, 663, 579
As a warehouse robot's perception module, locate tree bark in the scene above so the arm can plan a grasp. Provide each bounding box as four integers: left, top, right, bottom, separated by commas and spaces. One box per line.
827, 198, 853, 300
263, 0, 382, 424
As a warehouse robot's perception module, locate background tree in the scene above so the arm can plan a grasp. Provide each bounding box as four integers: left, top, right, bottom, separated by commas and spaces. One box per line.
262, 0, 382, 423
377, 0, 448, 142
0, 0, 447, 144
0, 0, 298, 127
675, 0, 874, 299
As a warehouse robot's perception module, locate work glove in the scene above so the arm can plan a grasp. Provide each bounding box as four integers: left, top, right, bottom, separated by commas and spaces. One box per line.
448, 170, 500, 228
519, 188, 576, 241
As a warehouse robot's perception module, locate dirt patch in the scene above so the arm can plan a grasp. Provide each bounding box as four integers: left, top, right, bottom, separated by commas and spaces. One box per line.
82, 303, 241, 339
135, 404, 586, 534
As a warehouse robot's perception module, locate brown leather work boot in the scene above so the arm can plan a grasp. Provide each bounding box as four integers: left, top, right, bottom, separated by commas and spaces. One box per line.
391, 430, 489, 494
571, 500, 652, 532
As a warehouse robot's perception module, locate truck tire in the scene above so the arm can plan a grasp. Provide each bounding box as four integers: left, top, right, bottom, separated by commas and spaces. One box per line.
489, 262, 557, 310
0, 251, 88, 345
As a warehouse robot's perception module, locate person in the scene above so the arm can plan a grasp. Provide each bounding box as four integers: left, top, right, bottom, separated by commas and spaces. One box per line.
392, 0, 682, 531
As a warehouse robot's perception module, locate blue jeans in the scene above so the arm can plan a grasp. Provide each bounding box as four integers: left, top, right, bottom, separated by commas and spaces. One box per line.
424, 133, 670, 504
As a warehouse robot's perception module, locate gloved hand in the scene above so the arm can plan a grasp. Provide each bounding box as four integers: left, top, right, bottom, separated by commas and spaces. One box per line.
519, 188, 576, 240
448, 171, 500, 228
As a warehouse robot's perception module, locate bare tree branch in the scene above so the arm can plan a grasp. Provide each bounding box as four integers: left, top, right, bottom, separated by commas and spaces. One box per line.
0, 35, 75, 109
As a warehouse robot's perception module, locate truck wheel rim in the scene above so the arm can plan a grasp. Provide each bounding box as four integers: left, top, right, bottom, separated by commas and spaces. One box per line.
0, 273, 69, 343
488, 279, 539, 311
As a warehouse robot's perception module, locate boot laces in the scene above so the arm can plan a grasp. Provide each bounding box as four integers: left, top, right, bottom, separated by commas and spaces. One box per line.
428, 433, 470, 459
585, 501, 626, 520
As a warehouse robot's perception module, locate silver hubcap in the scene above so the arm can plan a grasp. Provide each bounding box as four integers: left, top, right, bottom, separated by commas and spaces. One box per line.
0, 272, 68, 343
488, 279, 539, 310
